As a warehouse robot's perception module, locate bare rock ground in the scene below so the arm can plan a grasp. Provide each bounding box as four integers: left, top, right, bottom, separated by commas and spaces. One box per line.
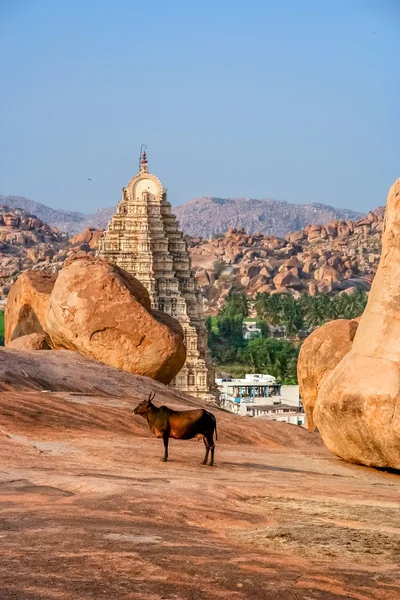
0, 349, 399, 599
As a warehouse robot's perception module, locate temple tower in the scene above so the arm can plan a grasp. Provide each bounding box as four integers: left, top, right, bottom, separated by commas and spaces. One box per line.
98, 151, 214, 399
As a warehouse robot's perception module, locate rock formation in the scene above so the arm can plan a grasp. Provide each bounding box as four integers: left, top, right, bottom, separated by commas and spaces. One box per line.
69, 227, 104, 250
5, 271, 56, 343
0, 202, 384, 319
45, 256, 186, 384
97, 151, 214, 398
7, 333, 51, 350
0, 204, 69, 300
189, 212, 383, 313
314, 179, 400, 469
298, 318, 359, 431
5, 256, 187, 385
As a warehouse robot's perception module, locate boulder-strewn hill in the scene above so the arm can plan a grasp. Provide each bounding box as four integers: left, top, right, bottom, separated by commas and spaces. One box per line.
1, 194, 364, 237
0, 206, 103, 300
0, 204, 69, 299
190, 209, 384, 313
174, 196, 363, 237
0, 195, 87, 233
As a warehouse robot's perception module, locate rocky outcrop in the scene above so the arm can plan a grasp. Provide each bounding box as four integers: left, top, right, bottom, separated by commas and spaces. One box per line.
0, 202, 385, 318
7, 333, 51, 350
69, 228, 104, 250
5, 271, 56, 343
190, 213, 383, 313
45, 256, 186, 384
314, 179, 400, 469
298, 319, 359, 431
0, 205, 69, 299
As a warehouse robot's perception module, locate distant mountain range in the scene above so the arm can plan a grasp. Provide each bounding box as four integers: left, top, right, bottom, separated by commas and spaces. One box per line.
173, 197, 363, 238
0, 196, 114, 234
0, 194, 363, 237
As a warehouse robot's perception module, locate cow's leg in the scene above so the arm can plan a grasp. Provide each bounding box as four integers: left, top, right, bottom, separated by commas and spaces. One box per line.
208, 431, 215, 466
162, 432, 169, 462
201, 437, 209, 465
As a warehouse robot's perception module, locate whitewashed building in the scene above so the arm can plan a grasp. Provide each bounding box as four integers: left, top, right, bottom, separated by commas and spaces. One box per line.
216, 374, 304, 424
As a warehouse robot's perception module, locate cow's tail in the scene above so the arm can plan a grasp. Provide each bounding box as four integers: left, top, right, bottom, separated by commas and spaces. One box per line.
214, 421, 218, 442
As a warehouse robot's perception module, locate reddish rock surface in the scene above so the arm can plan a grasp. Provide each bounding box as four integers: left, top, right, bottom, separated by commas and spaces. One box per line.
69, 227, 104, 249
0, 204, 69, 299
298, 318, 359, 431
5, 270, 56, 343
0, 348, 399, 599
7, 332, 50, 350
315, 179, 400, 469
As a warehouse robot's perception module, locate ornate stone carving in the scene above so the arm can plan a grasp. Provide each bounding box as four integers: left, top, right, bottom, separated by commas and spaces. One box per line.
98, 152, 214, 399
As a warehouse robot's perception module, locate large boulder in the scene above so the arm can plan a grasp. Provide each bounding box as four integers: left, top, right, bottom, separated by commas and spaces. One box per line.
273, 270, 303, 290
5, 271, 57, 344
45, 256, 186, 384
315, 179, 400, 469
298, 319, 359, 431
69, 228, 104, 249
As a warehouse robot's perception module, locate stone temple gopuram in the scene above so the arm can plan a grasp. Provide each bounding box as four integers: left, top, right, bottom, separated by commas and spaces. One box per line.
98, 150, 214, 399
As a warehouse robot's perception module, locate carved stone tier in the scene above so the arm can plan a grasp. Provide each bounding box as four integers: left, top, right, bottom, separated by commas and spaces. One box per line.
98, 153, 214, 399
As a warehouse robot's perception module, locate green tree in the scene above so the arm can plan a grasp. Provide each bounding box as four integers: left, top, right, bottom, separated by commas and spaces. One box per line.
220, 292, 249, 320
332, 287, 367, 320
281, 297, 304, 336
213, 259, 227, 279
254, 293, 284, 327
254, 292, 304, 336
243, 337, 299, 383
257, 320, 270, 338
298, 289, 367, 328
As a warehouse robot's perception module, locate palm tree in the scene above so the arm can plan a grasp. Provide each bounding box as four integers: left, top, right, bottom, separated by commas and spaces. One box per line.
298, 294, 321, 328
333, 287, 367, 320
281, 299, 304, 337
254, 293, 284, 327
221, 292, 249, 319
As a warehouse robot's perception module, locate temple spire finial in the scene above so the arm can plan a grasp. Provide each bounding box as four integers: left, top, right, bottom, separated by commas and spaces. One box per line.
139, 144, 148, 173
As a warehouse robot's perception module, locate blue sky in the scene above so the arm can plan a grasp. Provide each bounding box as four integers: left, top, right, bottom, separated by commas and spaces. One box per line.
0, 0, 399, 214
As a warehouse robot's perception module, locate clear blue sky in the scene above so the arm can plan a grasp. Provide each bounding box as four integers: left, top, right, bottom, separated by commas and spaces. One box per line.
0, 0, 399, 214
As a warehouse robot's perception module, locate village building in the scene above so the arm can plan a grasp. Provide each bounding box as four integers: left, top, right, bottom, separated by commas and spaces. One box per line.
243, 320, 262, 339
216, 373, 304, 424
98, 150, 214, 399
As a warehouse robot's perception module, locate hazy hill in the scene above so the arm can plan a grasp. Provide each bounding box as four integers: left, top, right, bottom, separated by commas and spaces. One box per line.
174, 196, 362, 237
0, 196, 113, 234
0, 196, 86, 233
0, 194, 362, 237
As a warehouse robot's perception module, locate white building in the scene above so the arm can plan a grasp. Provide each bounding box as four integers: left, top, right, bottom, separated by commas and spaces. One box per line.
243, 321, 262, 339
216, 374, 304, 424
247, 403, 306, 426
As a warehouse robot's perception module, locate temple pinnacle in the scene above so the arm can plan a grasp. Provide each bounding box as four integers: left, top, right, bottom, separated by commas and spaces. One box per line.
140, 147, 148, 173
